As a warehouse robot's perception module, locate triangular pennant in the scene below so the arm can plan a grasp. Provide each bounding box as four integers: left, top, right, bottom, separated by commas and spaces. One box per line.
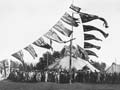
83, 25, 109, 38
53, 21, 73, 37
77, 45, 89, 60
84, 33, 102, 41
61, 12, 79, 27
44, 29, 64, 43
24, 45, 37, 59
85, 50, 98, 58
12, 50, 24, 62
69, 4, 81, 13
84, 42, 101, 50
33, 37, 52, 49
63, 12, 79, 21
79, 12, 108, 28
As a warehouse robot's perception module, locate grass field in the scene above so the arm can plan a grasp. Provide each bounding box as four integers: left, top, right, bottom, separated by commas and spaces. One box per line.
0, 80, 119, 90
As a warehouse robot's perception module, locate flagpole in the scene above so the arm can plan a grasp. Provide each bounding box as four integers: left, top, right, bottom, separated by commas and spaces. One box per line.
47, 52, 49, 69
69, 0, 75, 84
69, 12, 74, 84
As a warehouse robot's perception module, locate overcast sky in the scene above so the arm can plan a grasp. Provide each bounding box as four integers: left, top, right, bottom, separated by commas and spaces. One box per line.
0, 0, 120, 66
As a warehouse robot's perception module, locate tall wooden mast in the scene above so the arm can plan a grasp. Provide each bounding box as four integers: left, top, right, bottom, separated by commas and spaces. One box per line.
69, 0, 74, 84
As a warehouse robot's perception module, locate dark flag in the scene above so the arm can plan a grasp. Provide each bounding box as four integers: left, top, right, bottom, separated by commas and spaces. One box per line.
77, 45, 89, 60
85, 50, 98, 58
83, 25, 109, 38
84, 33, 102, 41
69, 4, 81, 13
84, 42, 101, 50
53, 21, 73, 37
79, 12, 108, 28
61, 12, 79, 27
33, 37, 52, 49
24, 45, 37, 59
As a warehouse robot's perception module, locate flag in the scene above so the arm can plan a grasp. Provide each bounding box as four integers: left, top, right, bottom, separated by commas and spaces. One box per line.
61, 12, 79, 27
83, 25, 109, 38
44, 29, 64, 43
24, 45, 37, 59
77, 45, 89, 60
53, 21, 73, 37
12, 50, 26, 70
63, 12, 79, 21
33, 37, 52, 49
12, 50, 24, 62
69, 4, 81, 13
84, 33, 102, 41
61, 17, 79, 27
84, 42, 101, 50
79, 12, 108, 28
85, 50, 98, 58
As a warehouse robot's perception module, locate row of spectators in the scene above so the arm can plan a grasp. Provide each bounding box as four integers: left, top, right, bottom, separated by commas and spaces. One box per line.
7, 69, 120, 84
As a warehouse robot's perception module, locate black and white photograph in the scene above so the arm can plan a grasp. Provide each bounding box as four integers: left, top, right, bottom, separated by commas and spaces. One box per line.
0, 0, 120, 90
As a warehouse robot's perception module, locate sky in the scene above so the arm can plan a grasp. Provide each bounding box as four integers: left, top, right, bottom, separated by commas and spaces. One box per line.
0, 0, 120, 67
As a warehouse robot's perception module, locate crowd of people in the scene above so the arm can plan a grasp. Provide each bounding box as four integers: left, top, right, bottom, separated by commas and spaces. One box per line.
7, 69, 120, 84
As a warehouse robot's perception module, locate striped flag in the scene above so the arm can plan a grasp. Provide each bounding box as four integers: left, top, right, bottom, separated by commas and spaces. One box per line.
69, 4, 81, 13
84, 33, 102, 41
63, 12, 79, 21
44, 29, 64, 43
84, 42, 101, 50
53, 21, 73, 37
61, 12, 79, 27
33, 37, 52, 49
79, 12, 108, 28
24, 45, 37, 59
83, 25, 109, 38
85, 50, 98, 58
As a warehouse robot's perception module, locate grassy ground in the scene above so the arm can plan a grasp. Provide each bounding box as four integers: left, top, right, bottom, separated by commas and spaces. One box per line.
0, 80, 119, 90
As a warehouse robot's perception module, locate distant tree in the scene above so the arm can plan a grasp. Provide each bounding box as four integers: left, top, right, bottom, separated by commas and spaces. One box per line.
100, 62, 106, 72
36, 57, 45, 70
35, 51, 60, 70
19, 64, 24, 71
25, 63, 34, 71
52, 51, 61, 59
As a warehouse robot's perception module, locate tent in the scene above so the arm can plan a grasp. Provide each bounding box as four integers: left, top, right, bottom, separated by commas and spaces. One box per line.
106, 63, 120, 73
48, 56, 99, 72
